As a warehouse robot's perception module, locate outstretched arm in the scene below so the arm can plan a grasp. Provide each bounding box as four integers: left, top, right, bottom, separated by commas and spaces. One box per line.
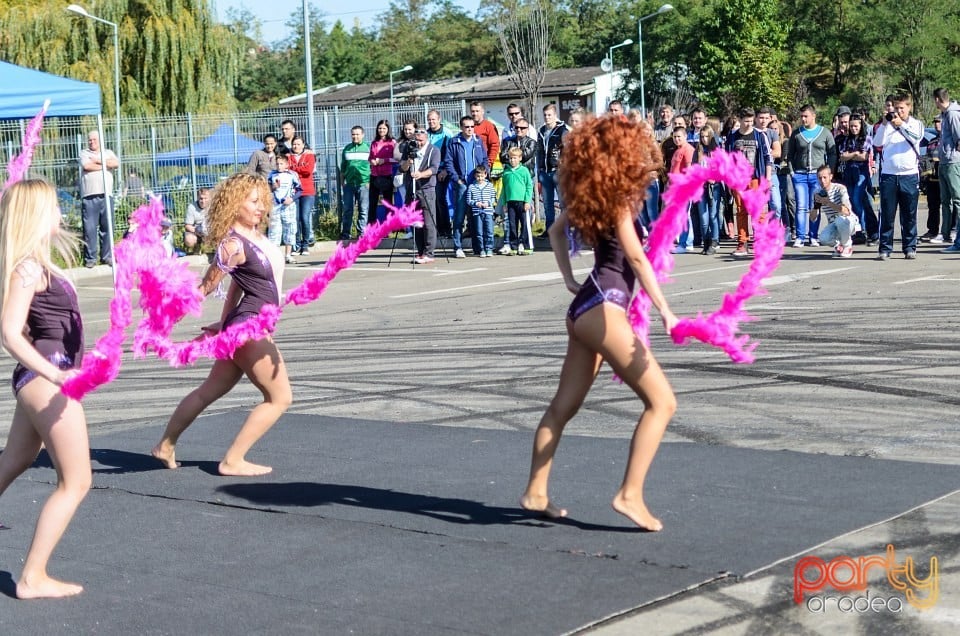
616, 212, 677, 333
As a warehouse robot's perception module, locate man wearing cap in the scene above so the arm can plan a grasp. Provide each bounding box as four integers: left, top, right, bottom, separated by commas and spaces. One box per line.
934, 88, 960, 252
833, 106, 852, 141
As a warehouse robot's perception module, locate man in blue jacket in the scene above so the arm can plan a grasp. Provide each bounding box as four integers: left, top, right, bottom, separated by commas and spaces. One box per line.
444, 116, 489, 257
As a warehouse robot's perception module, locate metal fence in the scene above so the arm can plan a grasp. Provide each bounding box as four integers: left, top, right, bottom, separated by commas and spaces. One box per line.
0, 100, 467, 235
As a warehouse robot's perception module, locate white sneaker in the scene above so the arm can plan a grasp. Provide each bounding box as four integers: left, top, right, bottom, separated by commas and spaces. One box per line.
792, 238, 803, 248
809, 238, 820, 247
455, 249, 466, 259
930, 234, 945, 244
497, 245, 512, 255
517, 245, 526, 255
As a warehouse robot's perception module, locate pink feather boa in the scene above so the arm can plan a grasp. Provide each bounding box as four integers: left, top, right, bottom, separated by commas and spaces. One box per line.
2, 101, 48, 190
62, 198, 190, 399
131, 201, 423, 367
64, 200, 422, 396
633, 149, 785, 364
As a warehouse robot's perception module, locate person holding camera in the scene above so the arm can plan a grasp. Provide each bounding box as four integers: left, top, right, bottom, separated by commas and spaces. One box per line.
399, 126, 441, 264
873, 93, 923, 260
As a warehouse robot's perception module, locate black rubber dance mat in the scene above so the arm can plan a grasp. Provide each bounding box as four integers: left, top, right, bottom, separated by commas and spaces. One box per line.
2, 414, 959, 635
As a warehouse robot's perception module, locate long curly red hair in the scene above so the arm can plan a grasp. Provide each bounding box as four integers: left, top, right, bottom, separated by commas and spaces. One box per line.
558, 114, 662, 246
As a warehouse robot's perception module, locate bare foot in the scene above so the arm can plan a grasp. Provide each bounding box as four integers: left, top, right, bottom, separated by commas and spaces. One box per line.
16, 575, 84, 599
151, 442, 180, 469
218, 460, 272, 476
612, 494, 663, 532
520, 494, 568, 519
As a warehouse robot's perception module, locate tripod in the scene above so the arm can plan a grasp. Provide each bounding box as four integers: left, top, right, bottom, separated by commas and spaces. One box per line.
387, 145, 448, 268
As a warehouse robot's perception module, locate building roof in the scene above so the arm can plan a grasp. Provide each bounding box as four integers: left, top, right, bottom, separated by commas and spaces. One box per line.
279, 66, 605, 108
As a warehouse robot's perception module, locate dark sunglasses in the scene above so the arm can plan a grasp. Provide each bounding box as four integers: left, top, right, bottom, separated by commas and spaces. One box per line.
516, 126, 529, 130
507, 111, 521, 116
462, 125, 474, 129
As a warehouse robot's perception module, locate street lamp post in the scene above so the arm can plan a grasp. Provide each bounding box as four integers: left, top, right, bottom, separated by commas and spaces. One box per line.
637, 4, 674, 119
607, 39, 633, 103
66, 4, 121, 178
389, 65, 413, 130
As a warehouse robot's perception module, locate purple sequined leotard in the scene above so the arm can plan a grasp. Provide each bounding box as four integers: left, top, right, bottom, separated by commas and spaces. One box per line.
566, 217, 644, 323
11, 275, 84, 396
218, 231, 280, 329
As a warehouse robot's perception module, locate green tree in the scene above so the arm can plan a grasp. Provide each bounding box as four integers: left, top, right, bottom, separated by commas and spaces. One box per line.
0, 0, 247, 115
690, 0, 790, 114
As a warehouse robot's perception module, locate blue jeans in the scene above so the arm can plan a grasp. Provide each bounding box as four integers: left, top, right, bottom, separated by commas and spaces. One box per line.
474, 212, 494, 253
676, 204, 694, 248
699, 183, 722, 246
842, 165, 867, 228
341, 183, 369, 239
539, 170, 561, 230
879, 172, 919, 254
296, 194, 315, 249
81, 194, 112, 265
768, 174, 782, 221
641, 180, 660, 231
792, 172, 821, 241
453, 181, 477, 252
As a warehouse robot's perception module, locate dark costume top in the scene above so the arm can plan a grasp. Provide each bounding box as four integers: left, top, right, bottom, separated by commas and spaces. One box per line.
11, 274, 84, 396
218, 231, 280, 329
567, 217, 643, 322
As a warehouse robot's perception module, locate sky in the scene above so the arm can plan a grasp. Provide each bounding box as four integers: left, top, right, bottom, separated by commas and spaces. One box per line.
217, 1, 484, 46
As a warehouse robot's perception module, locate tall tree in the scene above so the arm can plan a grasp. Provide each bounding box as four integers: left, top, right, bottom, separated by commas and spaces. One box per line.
0, 0, 247, 115
691, 0, 791, 114
490, 0, 554, 125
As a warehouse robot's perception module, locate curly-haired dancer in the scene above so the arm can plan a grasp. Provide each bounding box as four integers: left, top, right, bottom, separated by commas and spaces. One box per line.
520, 115, 678, 531
152, 173, 291, 476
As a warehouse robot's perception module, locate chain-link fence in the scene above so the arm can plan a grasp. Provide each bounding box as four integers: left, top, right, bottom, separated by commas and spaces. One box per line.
0, 100, 467, 237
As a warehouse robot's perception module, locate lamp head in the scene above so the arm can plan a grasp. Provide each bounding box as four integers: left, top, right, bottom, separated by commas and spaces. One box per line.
659, 4, 674, 13
66, 4, 89, 17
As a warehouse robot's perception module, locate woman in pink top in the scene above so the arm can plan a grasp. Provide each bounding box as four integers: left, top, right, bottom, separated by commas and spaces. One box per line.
288, 136, 316, 254
368, 120, 396, 226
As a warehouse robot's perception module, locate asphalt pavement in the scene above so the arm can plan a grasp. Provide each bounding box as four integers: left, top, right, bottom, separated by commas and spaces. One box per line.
1, 209, 959, 634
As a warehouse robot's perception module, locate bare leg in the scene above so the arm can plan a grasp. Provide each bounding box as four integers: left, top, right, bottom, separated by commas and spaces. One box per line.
152, 358, 243, 468
576, 305, 676, 531
13, 379, 92, 599
0, 403, 43, 497
217, 337, 292, 476
521, 319, 602, 518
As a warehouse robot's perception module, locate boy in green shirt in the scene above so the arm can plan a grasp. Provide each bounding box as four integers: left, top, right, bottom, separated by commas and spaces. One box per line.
499, 147, 534, 254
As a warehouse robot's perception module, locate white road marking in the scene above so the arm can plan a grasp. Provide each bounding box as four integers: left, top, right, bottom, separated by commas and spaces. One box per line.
390, 268, 593, 298
892, 274, 960, 285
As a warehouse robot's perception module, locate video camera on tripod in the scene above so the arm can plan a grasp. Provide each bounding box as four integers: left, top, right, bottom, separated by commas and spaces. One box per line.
403, 137, 422, 161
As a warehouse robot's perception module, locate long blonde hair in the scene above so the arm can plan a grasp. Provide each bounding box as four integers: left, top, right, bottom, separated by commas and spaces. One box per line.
0, 179, 79, 315
204, 173, 270, 246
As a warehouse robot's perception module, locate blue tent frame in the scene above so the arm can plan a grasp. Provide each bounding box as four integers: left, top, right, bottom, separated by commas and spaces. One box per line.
0, 60, 101, 119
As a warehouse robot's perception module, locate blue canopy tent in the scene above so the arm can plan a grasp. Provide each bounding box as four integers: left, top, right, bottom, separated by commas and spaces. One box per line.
0, 60, 101, 118
0, 61, 116, 275
155, 123, 263, 167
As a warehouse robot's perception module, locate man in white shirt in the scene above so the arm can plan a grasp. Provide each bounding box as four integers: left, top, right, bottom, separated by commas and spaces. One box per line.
872, 94, 922, 260
79, 130, 119, 268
